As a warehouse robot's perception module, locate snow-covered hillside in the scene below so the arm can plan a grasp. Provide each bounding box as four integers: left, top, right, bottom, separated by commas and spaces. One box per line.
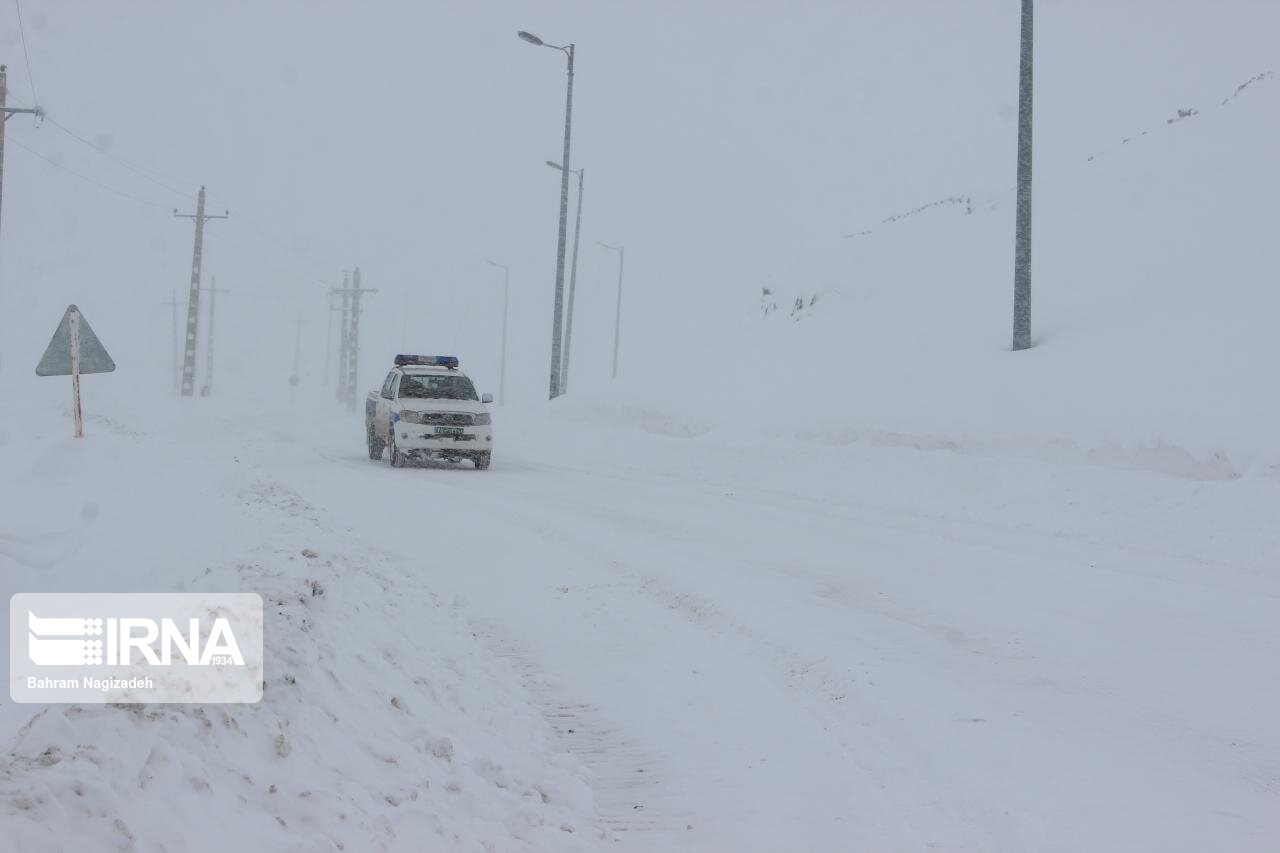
599, 71, 1279, 477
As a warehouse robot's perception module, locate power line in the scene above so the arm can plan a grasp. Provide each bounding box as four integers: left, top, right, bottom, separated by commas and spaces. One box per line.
5, 84, 358, 291
223, 209, 337, 274
5, 133, 172, 210
1, 74, 202, 197
41, 116, 196, 198
14, 0, 38, 104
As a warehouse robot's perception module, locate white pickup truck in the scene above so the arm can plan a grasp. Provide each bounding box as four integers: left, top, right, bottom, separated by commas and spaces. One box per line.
365, 355, 494, 469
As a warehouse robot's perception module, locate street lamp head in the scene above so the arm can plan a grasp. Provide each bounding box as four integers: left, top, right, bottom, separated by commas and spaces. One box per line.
517, 30, 544, 46
546, 160, 563, 171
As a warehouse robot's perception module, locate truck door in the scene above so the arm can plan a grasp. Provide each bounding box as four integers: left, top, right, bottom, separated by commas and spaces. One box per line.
377, 371, 397, 435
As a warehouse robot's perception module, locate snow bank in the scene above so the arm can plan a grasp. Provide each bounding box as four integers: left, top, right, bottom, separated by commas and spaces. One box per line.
0, 395, 605, 852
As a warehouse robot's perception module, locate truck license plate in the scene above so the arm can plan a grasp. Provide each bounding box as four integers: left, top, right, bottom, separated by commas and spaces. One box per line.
433, 426, 464, 436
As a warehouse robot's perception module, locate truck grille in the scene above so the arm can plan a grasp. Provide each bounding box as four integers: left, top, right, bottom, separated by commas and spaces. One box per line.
417, 412, 473, 426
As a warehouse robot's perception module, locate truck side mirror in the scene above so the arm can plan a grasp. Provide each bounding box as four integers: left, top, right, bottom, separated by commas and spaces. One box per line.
481, 393, 494, 404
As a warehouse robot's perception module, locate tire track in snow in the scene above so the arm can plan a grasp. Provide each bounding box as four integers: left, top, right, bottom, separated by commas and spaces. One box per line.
227, 419, 699, 843
466, 616, 696, 838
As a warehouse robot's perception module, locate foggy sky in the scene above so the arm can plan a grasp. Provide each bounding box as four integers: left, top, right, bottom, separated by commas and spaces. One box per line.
1, 1, 1276, 402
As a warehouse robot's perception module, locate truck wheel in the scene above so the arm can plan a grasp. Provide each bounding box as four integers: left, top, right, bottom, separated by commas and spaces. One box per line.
388, 434, 404, 468
367, 426, 385, 460
474, 452, 491, 470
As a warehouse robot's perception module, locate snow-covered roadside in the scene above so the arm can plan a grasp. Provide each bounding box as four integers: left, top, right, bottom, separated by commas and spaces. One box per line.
231, 393, 1280, 853
5, 378, 1278, 852
549, 393, 1267, 482
0, 393, 605, 852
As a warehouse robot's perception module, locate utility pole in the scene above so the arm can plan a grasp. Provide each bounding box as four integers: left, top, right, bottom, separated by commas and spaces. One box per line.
486, 260, 510, 405
547, 161, 584, 394
331, 268, 376, 410
599, 242, 625, 380
1012, 0, 1034, 351
174, 187, 228, 396
0, 64, 44, 241
161, 290, 182, 393
201, 278, 230, 395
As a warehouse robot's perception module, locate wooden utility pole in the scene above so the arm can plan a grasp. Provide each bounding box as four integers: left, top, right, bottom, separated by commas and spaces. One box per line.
173, 187, 228, 396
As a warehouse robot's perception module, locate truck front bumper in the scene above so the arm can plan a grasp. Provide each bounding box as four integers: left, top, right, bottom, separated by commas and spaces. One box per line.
393, 424, 493, 455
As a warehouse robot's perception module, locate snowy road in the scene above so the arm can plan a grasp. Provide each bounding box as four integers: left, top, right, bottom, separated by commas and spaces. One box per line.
3, 392, 1277, 852
226, 399, 1279, 852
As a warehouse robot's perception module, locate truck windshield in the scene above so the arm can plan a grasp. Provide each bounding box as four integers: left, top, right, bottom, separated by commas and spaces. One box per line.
398, 374, 478, 401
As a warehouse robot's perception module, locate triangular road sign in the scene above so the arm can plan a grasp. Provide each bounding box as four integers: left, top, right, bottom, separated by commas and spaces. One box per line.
35, 305, 116, 376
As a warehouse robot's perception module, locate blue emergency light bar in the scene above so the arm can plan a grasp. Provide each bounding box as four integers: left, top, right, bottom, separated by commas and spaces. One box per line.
394, 354, 459, 368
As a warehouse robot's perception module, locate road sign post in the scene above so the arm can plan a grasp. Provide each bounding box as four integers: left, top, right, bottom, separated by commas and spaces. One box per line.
36, 305, 115, 437
69, 309, 83, 438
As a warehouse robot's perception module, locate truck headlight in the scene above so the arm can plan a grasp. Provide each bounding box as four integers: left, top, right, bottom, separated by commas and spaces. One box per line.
399, 411, 422, 425
473, 412, 491, 425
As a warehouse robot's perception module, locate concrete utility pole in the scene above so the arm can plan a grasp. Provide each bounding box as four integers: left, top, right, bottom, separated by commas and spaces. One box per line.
201, 278, 230, 395
518, 30, 575, 400
486, 260, 510, 405
174, 187, 228, 396
0, 64, 44, 242
599, 242, 625, 380
331, 268, 376, 410
160, 290, 182, 393
1012, 0, 1034, 351
547, 161, 584, 394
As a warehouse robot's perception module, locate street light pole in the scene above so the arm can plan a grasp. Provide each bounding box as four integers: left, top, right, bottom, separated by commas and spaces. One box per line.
1012, 0, 1034, 351
519, 30, 575, 400
486, 260, 510, 405
599, 242, 625, 380
547, 161, 584, 394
